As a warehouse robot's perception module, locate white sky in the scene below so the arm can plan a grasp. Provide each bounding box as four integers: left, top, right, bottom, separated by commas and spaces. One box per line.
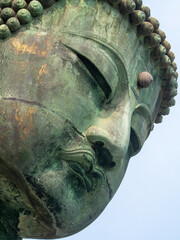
25, 1, 180, 239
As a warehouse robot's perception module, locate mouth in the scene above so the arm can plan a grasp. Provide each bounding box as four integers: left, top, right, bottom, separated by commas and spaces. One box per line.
59, 148, 105, 192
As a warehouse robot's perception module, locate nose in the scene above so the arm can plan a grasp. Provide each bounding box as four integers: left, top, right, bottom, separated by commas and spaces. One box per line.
85, 102, 132, 166
86, 126, 121, 155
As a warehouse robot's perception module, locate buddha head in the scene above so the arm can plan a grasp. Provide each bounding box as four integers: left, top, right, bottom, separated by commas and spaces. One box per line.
0, 0, 177, 239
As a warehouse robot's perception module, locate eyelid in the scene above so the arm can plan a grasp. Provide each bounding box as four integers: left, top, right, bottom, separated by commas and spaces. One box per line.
134, 104, 152, 124
131, 104, 153, 153
61, 35, 119, 102
74, 51, 112, 100
129, 127, 140, 156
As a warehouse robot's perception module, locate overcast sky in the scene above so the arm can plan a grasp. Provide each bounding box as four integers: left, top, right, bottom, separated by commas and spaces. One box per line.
25, 1, 180, 239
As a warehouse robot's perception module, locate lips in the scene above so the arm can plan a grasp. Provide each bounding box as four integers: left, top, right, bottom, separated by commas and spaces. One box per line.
59, 148, 105, 192
68, 161, 92, 191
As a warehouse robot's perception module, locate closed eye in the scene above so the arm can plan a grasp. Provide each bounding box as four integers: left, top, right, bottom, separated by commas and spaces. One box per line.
75, 52, 112, 100
61, 35, 127, 104
129, 127, 140, 157
129, 104, 153, 157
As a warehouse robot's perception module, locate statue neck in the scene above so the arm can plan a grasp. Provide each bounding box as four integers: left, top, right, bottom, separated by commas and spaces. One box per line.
0, 202, 22, 240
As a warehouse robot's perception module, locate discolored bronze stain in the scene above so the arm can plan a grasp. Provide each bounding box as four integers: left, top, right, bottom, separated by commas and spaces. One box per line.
11, 38, 47, 57
13, 102, 36, 140
0, 0, 178, 239
38, 64, 48, 85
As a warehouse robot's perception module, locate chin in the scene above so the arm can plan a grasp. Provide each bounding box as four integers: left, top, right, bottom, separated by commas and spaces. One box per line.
24, 157, 110, 238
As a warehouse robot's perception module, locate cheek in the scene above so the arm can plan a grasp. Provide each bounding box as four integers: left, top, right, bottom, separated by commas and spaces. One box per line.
0, 98, 83, 173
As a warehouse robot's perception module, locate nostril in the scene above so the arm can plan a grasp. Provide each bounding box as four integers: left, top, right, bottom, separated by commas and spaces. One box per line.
92, 142, 116, 169
94, 141, 104, 147
109, 161, 116, 168
86, 126, 120, 168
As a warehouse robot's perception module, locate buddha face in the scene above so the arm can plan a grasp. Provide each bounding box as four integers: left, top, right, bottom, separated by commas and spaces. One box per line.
0, 0, 162, 238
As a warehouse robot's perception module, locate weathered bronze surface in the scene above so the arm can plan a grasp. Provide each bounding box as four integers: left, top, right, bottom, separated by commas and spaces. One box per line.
0, 0, 178, 239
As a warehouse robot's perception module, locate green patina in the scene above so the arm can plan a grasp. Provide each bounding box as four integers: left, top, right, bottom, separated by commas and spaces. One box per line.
0, 0, 178, 239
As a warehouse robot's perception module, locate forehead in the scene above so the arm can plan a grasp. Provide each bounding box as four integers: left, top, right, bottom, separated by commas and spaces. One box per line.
0, 0, 162, 118
46, 0, 161, 113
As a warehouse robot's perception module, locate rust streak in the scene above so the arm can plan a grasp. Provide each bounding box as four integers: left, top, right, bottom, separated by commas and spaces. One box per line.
11, 38, 47, 57
13, 102, 36, 140
38, 64, 48, 85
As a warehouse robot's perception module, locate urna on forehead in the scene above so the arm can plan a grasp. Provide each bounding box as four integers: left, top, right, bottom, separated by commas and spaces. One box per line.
0, 0, 178, 239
